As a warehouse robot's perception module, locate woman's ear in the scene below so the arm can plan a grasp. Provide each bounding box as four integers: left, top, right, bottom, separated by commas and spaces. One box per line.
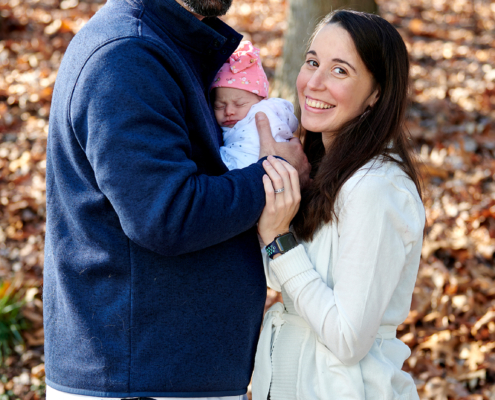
368, 85, 381, 108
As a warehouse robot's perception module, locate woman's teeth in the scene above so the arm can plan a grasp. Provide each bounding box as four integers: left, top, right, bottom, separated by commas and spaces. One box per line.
306, 98, 334, 109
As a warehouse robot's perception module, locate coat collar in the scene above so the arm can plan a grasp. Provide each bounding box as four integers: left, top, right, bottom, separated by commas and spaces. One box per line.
138, 0, 242, 58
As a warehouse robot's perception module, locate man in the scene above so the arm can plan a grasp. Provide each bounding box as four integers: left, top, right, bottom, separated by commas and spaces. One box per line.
44, 0, 309, 398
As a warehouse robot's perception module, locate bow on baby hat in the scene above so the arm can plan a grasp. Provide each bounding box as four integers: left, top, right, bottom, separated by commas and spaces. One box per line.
229, 42, 259, 73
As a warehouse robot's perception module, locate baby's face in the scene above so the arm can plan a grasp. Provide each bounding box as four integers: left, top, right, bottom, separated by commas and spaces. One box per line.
213, 87, 262, 128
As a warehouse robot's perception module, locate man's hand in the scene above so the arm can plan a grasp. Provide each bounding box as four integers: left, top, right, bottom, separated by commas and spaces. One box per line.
257, 112, 311, 189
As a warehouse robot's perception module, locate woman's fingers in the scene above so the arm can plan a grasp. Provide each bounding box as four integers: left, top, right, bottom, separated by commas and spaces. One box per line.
268, 158, 293, 208
262, 157, 297, 221
262, 158, 285, 194
262, 174, 275, 209
266, 156, 298, 198
281, 160, 301, 202
274, 158, 300, 195
259, 158, 301, 244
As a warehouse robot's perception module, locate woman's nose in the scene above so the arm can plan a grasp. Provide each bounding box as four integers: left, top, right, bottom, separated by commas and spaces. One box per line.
307, 70, 325, 91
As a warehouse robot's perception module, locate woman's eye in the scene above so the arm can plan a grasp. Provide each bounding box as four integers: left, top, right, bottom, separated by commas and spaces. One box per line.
307, 60, 318, 67
333, 67, 347, 75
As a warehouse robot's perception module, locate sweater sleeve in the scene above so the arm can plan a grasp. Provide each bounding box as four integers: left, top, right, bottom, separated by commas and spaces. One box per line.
69, 38, 266, 256
269, 174, 424, 365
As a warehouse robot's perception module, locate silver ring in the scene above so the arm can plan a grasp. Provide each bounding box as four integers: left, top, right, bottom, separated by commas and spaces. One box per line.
274, 187, 285, 194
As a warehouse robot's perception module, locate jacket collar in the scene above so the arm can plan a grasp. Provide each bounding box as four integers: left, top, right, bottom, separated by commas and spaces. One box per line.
138, 0, 242, 57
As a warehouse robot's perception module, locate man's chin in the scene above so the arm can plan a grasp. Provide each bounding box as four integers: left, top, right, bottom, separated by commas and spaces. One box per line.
182, 0, 233, 17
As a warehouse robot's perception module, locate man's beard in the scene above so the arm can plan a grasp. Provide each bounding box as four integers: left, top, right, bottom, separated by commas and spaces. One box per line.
182, 0, 233, 17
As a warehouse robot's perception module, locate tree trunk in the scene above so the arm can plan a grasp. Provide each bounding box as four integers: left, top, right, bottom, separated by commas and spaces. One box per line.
271, 0, 377, 106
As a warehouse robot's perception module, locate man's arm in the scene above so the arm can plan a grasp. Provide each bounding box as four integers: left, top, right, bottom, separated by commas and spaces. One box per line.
69, 38, 266, 256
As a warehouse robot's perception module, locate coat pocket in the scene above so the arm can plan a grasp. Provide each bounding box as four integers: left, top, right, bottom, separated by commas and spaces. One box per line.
296, 335, 365, 400
359, 339, 419, 400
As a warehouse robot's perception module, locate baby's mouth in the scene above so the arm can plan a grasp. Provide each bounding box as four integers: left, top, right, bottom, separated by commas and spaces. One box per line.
305, 97, 335, 109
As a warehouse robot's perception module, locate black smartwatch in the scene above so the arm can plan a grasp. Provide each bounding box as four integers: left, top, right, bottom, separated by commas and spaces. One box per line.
266, 232, 298, 259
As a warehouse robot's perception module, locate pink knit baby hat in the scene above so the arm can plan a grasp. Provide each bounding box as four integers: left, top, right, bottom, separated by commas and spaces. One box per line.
210, 41, 269, 98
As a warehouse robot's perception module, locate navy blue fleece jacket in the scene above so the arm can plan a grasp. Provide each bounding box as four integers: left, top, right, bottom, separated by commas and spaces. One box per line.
44, 0, 267, 396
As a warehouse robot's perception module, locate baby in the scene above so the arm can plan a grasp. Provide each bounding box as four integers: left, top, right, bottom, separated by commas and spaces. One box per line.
211, 41, 298, 170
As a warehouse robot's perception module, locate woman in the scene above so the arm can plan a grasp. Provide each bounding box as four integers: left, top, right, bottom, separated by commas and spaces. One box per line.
252, 10, 425, 400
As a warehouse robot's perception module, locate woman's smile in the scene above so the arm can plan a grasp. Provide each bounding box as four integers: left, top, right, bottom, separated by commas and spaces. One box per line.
304, 96, 335, 110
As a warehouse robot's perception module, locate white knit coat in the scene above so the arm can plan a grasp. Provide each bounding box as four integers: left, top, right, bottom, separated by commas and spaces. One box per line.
252, 158, 425, 400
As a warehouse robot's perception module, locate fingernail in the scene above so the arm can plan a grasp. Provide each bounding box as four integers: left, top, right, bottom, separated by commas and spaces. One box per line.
255, 112, 265, 121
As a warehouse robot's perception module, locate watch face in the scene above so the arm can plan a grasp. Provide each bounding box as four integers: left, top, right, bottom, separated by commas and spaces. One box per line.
276, 233, 297, 252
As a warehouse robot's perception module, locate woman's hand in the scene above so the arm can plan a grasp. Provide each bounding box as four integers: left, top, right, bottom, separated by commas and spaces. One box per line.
258, 155, 301, 246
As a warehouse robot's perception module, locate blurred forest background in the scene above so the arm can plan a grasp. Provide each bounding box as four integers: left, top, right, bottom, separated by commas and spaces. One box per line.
0, 0, 494, 398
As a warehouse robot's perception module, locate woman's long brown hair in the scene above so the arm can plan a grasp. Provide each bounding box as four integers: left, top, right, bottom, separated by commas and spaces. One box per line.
292, 10, 423, 241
